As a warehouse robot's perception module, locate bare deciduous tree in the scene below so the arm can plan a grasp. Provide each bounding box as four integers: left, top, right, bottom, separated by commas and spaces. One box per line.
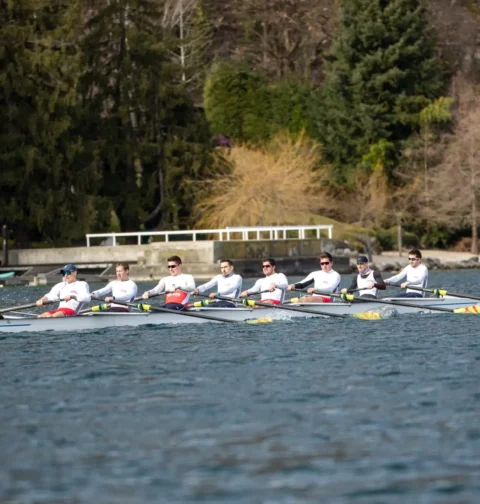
162, 0, 212, 91
422, 78, 480, 253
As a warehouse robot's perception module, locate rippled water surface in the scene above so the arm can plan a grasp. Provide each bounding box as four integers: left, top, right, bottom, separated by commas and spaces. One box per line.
1, 270, 479, 503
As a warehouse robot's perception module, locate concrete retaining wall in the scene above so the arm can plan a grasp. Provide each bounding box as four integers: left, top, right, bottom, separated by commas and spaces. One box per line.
6, 239, 352, 280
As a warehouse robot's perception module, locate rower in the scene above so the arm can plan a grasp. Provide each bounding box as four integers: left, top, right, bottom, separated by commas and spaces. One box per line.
192, 259, 242, 307
90, 263, 138, 312
287, 252, 341, 302
141, 255, 195, 311
240, 258, 288, 306
341, 255, 386, 299
36, 264, 90, 318
384, 249, 428, 297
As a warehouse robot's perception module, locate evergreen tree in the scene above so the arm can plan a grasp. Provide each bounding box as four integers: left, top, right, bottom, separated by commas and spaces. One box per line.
203, 63, 316, 143
0, 0, 102, 246
317, 0, 445, 184
203, 63, 272, 142
78, 0, 212, 232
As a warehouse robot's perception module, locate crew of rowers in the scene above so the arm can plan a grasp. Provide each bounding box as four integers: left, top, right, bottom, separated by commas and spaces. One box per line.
35, 249, 429, 317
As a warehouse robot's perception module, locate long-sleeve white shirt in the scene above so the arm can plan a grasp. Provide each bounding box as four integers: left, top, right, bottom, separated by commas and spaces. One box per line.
386, 264, 428, 296
44, 281, 90, 313
295, 270, 341, 295
91, 279, 138, 308
147, 274, 196, 305
197, 273, 243, 298
246, 273, 288, 303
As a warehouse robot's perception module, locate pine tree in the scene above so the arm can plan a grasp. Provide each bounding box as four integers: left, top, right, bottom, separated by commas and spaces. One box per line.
78, 0, 212, 232
203, 63, 316, 143
317, 0, 445, 184
0, 0, 101, 246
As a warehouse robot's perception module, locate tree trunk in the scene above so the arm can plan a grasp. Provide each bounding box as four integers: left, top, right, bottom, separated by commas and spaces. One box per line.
396, 217, 403, 257
472, 184, 478, 255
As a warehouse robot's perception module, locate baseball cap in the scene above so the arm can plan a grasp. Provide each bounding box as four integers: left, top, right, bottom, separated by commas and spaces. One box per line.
356, 256, 369, 264
60, 264, 78, 274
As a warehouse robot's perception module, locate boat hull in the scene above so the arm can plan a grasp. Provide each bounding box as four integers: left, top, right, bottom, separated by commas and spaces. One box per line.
0, 296, 477, 333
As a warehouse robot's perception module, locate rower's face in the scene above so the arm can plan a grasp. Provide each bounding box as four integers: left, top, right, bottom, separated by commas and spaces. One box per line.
262, 262, 275, 276
408, 256, 420, 268
319, 258, 333, 272
220, 262, 233, 276
357, 263, 368, 273
116, 266, 129, 281
64, 271, 77, 284
167, 262, 181, 276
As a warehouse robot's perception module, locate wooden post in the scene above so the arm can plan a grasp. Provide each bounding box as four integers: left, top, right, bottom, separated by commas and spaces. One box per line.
396, 216, 403, 257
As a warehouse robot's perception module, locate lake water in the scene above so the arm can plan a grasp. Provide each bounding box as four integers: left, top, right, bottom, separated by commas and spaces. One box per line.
1, 270, 479, 503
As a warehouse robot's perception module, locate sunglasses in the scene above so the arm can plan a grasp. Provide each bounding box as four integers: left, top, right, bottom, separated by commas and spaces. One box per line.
408, 257, 419, 261
63, 270, 74, 275
167, 264, 178, 269
262, 264, 272, 268
320, 261, 330, 266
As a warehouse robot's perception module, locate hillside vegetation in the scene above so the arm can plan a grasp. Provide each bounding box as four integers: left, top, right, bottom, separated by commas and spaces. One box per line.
1, 0, 479, 251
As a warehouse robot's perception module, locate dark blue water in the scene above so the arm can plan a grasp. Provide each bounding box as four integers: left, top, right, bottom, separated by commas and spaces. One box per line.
1, 270, 479, 503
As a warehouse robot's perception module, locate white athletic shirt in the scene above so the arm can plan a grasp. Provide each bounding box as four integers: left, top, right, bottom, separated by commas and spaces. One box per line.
246, 273, 289, 303
91, 279, 138, 308
296, 270, 341, 296
44, 281, 90, 313
356, 270, 378, 298
148, 273, 195, 306
197, 273, 243, 298
386, 264, 428, 296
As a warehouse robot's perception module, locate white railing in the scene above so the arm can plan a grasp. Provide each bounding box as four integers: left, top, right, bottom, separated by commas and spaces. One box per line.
86, 225, 333, 247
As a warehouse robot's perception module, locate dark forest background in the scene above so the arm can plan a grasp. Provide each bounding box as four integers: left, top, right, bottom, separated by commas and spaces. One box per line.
1, 0, 479, 252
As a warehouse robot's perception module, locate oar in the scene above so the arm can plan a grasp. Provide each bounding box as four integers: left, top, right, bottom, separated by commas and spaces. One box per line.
79, 293, 164, 315
90, 297, 235, 323
295, 288, 454, 315
291, 287, 460, 314
0, 300, 57, 315
337, 292, 455, 313
388, 283, 480, 302
191, 290, 269, 305
195, 293, 347, 319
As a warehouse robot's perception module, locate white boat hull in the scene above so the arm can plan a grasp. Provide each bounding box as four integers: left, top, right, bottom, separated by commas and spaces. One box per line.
0, 296, 477, 333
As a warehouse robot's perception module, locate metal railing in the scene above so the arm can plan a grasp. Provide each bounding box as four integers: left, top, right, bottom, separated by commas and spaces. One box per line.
86, 225, 333, 247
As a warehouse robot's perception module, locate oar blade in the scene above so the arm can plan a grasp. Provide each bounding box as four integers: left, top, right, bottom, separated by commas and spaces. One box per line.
246, 317, 273, 325
352, 306, 399, 320
353, 311, 382, 320
453, 304, 480, 314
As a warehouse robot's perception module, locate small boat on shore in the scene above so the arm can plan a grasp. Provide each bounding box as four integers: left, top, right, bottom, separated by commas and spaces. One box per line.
0, 295, 478, 333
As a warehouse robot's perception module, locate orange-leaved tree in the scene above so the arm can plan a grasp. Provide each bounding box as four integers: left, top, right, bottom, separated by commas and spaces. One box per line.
192, 132, 327, 228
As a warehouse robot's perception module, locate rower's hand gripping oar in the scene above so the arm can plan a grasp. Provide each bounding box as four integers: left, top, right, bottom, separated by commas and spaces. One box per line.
90, 297, 235, 323
388, 283, 480, 302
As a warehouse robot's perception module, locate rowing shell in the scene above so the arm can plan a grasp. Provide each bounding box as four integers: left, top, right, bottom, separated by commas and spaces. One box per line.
0, 296, 478, 333
0, 307, 278, 333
